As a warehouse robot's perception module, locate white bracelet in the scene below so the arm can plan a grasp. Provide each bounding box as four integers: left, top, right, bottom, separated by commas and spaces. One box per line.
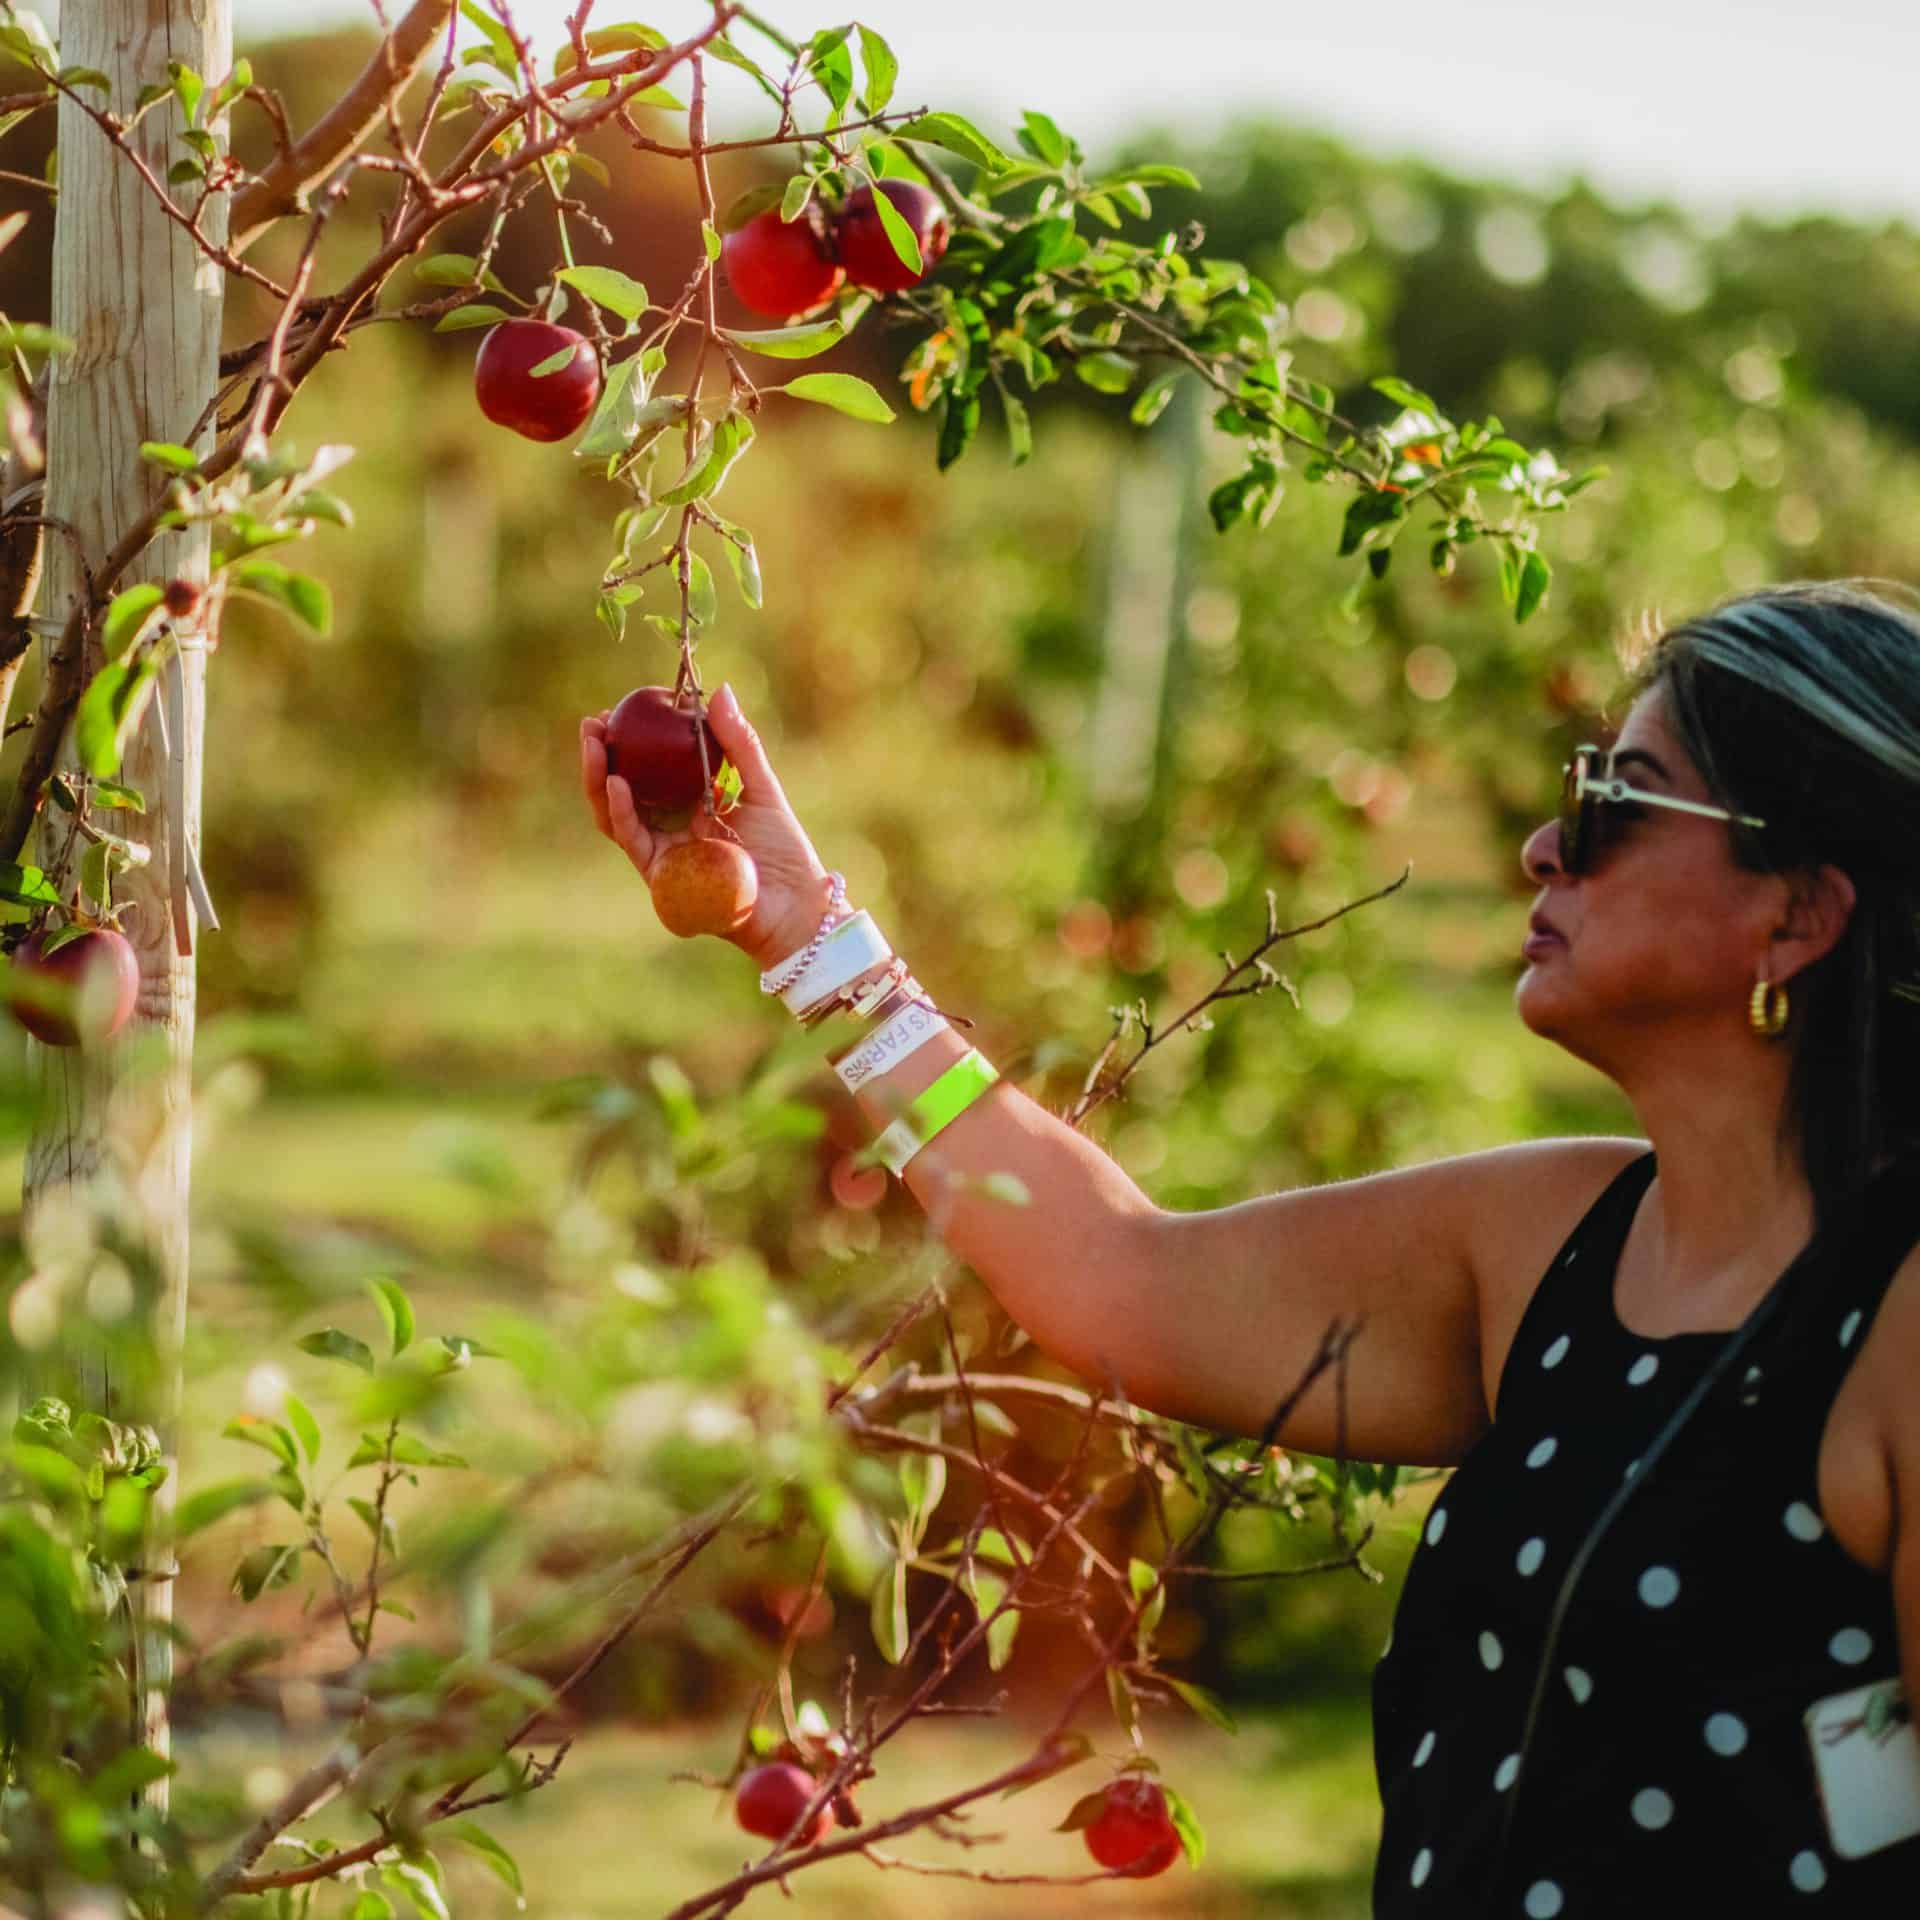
833, 999, 950, 1093
781, 910, 894, 1017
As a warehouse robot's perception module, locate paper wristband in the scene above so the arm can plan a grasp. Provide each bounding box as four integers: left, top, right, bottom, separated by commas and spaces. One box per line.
781, 910, 893, 1016
834, 1000, 949, 1093
874, 1048, 1000, 1177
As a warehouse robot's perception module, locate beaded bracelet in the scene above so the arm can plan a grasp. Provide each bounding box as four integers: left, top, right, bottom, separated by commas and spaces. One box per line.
758, 871, 848, 997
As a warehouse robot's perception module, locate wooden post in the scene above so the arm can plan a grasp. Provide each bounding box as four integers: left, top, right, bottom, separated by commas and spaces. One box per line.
28, 0, 231, 1780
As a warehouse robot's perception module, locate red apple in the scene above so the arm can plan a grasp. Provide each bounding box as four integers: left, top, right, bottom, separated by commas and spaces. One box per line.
649, 839, 758, 939
735, 1762, 830, 1844
473, 320, 601, 442
8, 927, 140, 1048
833, 181, 950, 294
722, 206, 844, 319
603, 686, 725, 819
1083, 1776, 1180, 1877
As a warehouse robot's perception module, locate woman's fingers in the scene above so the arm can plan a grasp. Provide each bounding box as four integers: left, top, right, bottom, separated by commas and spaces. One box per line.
579, 718, 613, 838
604, 773, 654, 872
709, 682, 793, 815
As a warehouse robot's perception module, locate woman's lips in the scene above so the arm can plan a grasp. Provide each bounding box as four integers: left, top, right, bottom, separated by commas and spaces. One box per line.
1523, 914, 1565, 960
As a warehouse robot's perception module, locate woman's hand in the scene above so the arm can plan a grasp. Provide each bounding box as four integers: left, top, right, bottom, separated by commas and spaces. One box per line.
580, 681, 838, 975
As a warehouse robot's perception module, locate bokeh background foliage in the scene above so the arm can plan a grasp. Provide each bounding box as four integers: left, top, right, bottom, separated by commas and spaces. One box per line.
4, 15, 1920, 1916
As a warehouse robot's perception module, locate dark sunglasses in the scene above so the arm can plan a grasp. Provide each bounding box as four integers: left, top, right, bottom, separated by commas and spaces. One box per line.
1559, 744, 1765, 876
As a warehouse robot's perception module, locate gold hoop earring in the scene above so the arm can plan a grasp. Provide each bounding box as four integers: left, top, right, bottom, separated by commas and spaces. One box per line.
1749, 978, 1789, 1038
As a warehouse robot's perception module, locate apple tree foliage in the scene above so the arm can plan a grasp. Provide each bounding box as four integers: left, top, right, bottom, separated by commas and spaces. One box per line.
0, 2, 1593, 1913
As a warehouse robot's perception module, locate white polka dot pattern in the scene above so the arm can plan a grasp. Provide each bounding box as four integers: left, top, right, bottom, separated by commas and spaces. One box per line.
1516, 1536, 1546, 1577
1564, 1666, 1593, 1704
1526, 1436, 1558, 1469
1631, 1786, 1673, 1830
1703, 1712, 1748, 1756
1412, 1730, 1435, 1768
1638, 1565, 1681, 1608
1479, 1630, 1503, 1671
1829, 1626, 1872, 1665
1627, 1353, 1659, 1386
1783, 1501, 1824, 1542
1524, 1882, 1565, 1918
1425, 1507, 1447, 1546
1789, 1850, 1828, 1892
1410, 1847, 1431, 1887
1494, 1753, 1519, 1791
1541, 1333, 1570, 1368
1838, 1309, 1862, 1348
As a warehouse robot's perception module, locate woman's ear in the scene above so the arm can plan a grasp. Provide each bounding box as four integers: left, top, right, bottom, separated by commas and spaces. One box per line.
1773, 864, 1857, 983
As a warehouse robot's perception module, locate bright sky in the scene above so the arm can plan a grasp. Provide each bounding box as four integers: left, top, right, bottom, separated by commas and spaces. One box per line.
225, 0, 1920, 228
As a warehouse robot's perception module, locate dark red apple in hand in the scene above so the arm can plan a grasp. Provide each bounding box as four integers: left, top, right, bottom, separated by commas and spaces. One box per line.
722, 205, 845, 319
603, 686, 726, 824
473, 320, 601, 442
1081, 1775, 1180, 1877
8, 926, 140, 1047
734, 1761, 830, 1844
833, 180, 950, 294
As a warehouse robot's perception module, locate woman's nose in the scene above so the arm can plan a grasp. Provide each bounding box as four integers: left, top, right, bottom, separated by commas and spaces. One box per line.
1521, 818, 1564, 884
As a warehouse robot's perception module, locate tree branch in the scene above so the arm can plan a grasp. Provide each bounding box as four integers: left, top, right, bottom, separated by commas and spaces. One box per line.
228, 0, 456, 255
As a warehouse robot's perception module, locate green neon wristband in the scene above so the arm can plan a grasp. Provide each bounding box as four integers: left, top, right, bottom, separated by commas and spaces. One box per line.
874, 1048, 1000, 1176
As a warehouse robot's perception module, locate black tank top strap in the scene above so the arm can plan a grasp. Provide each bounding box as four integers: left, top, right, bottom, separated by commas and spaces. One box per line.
1493, 1148, 1655, 1425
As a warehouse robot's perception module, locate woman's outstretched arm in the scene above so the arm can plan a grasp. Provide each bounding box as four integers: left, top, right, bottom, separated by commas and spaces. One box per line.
583, 684, 1634, 1467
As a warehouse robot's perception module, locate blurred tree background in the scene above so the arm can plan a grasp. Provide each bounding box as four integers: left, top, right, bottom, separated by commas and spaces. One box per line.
3, 17, 1919, 1917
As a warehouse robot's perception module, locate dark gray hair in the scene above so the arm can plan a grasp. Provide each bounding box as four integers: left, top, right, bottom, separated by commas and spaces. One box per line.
1626, 578, 1920, 1221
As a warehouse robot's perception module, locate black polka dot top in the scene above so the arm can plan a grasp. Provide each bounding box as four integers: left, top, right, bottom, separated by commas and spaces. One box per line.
1372, 1151, 1919, 1914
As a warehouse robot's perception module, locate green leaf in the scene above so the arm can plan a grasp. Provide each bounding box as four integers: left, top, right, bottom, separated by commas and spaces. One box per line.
681, 550, 717, 627
1338, 487, 1407, 557
347, 1496, 396, 1550
868, 176, 923, 277
75, 656, 161, 778
367, 1277, 415, 1357
88, 1746, 174, 1804
1371, 374, 1441, 417
230, 560, 331, 635
434, 303, 511, 333
386, 1433, 467, 1470
1164, 1781, 1207, 1867
659, 411, 753, 505
701, 220, 721, 263
0, 864, 59, 906
139, 441, 200, 475
528, 344, 581, 378
351, 1894, 395, 1920
443, 1822, 524, 1901
284, 488, 354, 529
57, 67, 111, 93
414, 252, 507, 294
720, 319, 844, 359
0, 320, 72, 356
870, 1552, 908, 1663
896, 112, 1012, 175
574, 357, 648, 461
101, 584, 167, 660
221, 1422, 295, 1479
856, 25, 896, 112
807, 27, 854, 114
938, 387, 980, 471
780, 373, 895, 424
997, 381, 1032, 466
91, 781, 145, 813
555, 264, 648, 323
1168, 1676, 1238, 1733
1018, 110, 1068, 167
1515, 549, 1552, 624
1054, 1788, 1109, 1833
283, 1393, 322, 1465
719, 182, 782, 231
231, 1543, 301, 1602
1073, 351, 1137, 395
167, 60, 205, 126
719, 530, 762, 609
167, 156, 206, 186
1131, 371, 1181, 428
173, 1478, 273, 1538
295, 1328, 374, 1373
779, 171, 816, 224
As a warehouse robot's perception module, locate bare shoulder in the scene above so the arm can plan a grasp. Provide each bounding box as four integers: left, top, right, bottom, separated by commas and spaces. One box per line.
1450, 1135, 1650, 1419
1821, 1237, 1920, 1575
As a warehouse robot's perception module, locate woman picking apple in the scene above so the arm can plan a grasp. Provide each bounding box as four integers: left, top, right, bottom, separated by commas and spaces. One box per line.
581, 579, 1920, 1911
